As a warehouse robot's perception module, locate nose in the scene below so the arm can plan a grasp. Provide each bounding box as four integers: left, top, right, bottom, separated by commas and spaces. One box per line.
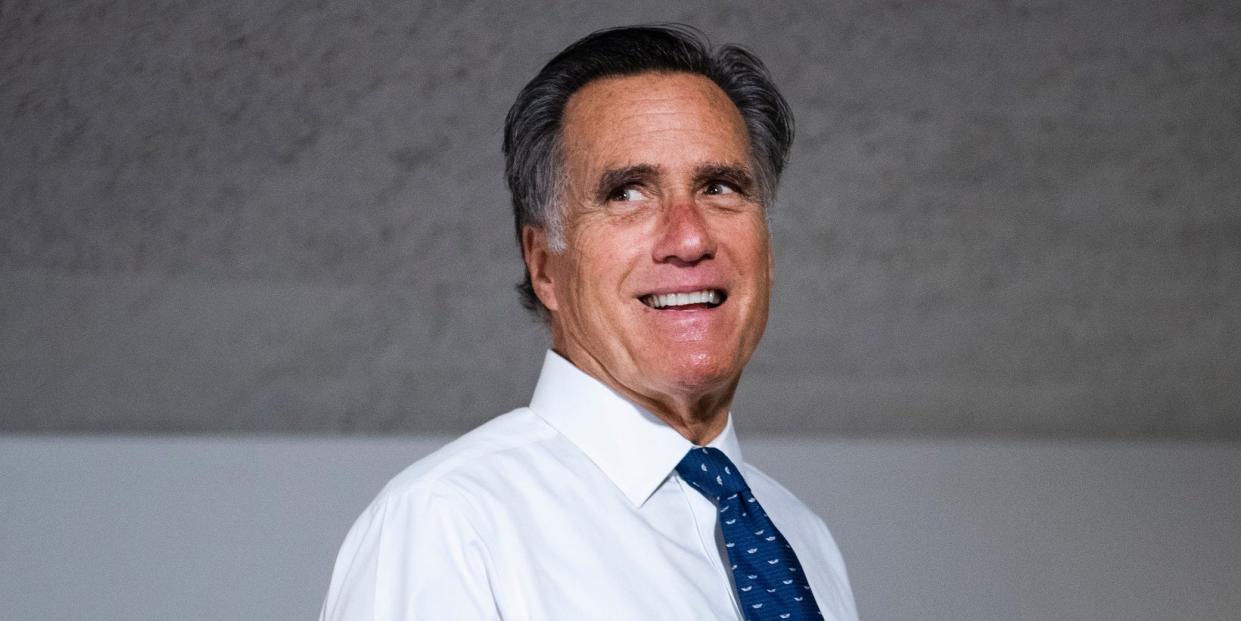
652, 198, 716, 265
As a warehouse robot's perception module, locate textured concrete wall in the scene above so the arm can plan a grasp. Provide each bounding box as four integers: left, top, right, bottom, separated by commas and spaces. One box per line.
2, 1, 1238, 435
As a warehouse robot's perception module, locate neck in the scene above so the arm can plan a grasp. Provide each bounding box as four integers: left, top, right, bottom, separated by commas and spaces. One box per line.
553, 346, 736, 446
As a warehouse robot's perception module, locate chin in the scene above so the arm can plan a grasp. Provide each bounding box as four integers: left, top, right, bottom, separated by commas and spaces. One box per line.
655, 349, 745, 395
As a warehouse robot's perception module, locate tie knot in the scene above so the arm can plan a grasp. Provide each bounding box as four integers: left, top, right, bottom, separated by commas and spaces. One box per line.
675, 447, 749, 501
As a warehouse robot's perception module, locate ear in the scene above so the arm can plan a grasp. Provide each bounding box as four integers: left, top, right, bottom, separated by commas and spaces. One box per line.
521, 225, 560, 312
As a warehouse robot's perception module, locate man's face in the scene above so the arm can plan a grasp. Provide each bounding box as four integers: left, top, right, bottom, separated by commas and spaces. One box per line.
526, 72, 773, 409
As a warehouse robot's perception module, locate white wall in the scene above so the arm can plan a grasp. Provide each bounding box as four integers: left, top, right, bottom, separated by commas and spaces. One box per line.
2, 436, 1238, 620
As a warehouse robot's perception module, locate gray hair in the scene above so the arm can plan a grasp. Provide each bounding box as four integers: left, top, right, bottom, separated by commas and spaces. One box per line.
503, 24, 794, 320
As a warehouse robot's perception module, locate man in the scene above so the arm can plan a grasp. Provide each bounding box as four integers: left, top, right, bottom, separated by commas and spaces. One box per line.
321, 25, 857, 620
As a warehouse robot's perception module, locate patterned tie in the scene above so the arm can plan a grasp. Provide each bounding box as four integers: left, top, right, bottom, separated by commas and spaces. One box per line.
676, 447, 822, 621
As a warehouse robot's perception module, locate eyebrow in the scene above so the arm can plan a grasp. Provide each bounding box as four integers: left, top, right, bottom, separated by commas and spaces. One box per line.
593, 164, 662, 203
692, 162, 757, 197
592, 161, 757, 202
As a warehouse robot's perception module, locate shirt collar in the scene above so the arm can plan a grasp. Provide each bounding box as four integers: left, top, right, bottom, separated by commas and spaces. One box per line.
529, 350, 745, 508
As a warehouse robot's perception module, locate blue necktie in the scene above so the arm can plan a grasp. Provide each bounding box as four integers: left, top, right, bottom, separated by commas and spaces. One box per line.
676, 447, 822, 621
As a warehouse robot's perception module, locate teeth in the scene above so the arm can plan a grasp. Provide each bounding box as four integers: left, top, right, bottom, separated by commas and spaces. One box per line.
642, 290, 721, 309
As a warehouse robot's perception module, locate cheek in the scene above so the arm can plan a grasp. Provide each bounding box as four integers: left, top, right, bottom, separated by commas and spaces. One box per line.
571, 229, 636, 296
555, 249, 610, 322
734, 221, 773, 276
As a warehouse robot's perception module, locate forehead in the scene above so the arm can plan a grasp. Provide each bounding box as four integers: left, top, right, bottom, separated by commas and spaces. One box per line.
559, 72, 751, 172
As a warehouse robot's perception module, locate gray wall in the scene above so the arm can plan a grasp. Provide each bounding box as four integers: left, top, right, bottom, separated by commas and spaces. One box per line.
3, 436, 1239, 620
2, 1, 1238, 435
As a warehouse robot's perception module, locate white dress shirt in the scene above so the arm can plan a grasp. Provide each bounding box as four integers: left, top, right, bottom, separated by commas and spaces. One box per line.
320, 351, 857, 620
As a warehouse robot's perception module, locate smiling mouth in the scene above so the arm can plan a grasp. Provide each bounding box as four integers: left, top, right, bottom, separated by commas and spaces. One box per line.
639, 289, 725, 310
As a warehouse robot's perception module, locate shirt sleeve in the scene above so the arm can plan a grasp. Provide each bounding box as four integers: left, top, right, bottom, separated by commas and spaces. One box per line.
319, 487, 500, 621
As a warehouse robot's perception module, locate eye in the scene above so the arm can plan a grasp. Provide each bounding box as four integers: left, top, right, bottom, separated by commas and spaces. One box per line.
607, 185, 647, 202
704, 181, 738, 196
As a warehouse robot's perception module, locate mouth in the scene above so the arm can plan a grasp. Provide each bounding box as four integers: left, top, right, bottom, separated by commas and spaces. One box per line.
639, 289, 726, 310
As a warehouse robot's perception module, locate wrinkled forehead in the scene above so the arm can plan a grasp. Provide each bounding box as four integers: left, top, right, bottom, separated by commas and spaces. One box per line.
558, 72, 753, 177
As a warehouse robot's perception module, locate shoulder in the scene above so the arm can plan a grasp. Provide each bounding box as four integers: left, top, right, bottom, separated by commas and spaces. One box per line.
320, 408, 557, 620
336, 407, 561, 561
374, 407, 557, 506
